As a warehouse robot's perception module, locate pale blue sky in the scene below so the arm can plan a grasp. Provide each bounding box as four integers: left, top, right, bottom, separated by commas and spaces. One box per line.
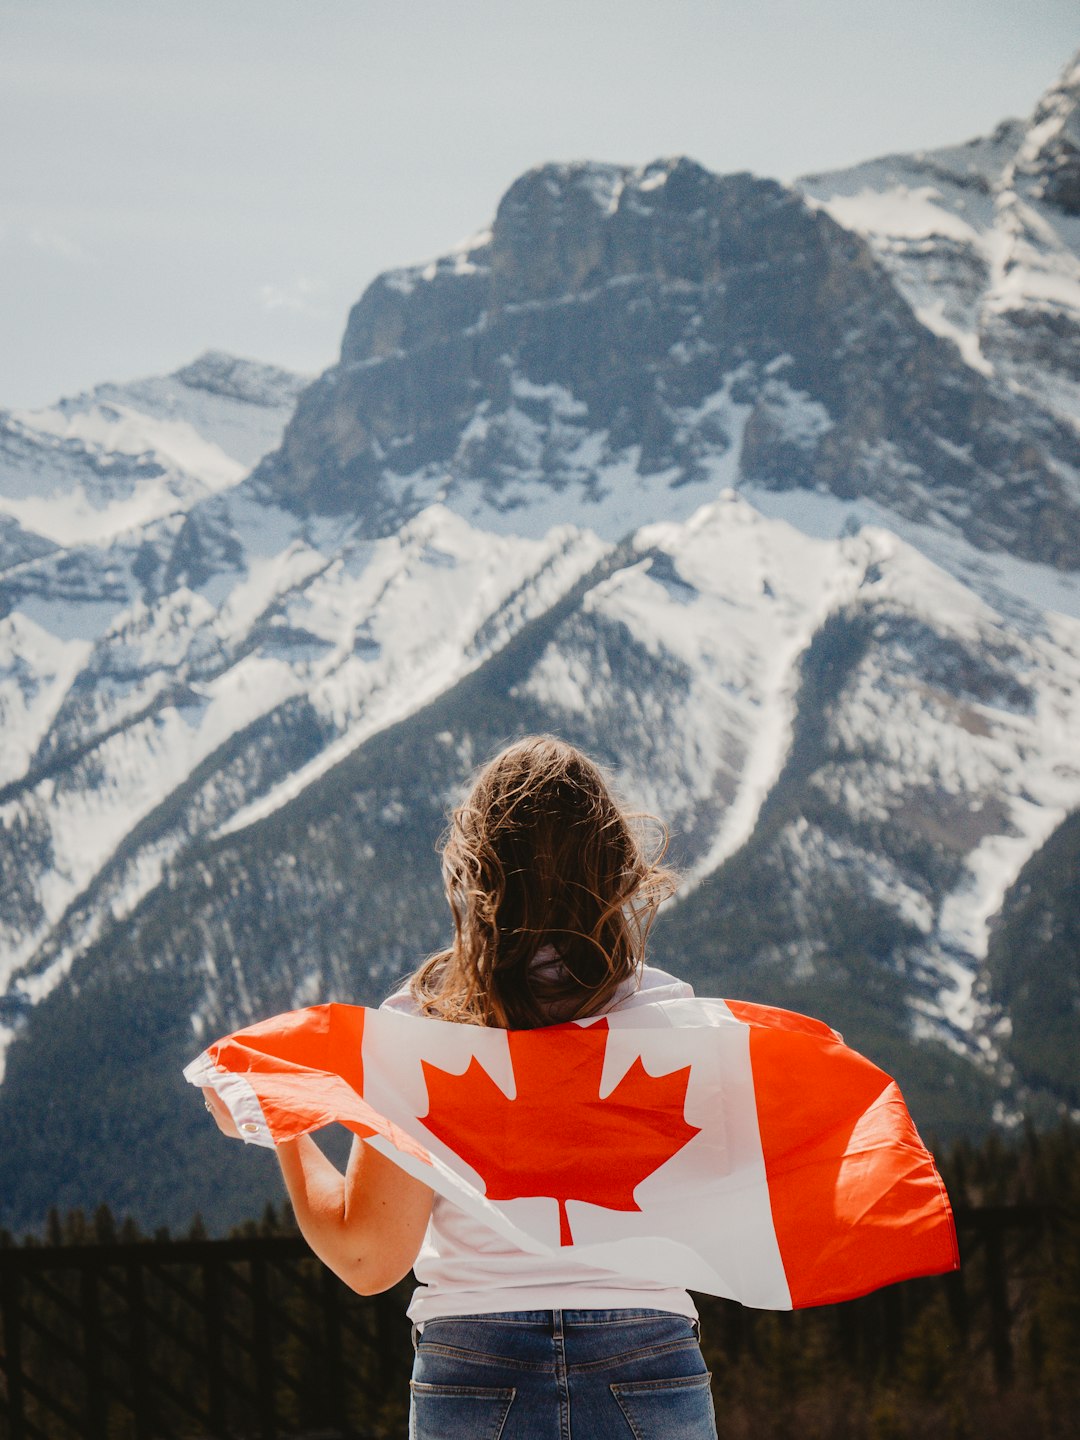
1, 0, 1076, 408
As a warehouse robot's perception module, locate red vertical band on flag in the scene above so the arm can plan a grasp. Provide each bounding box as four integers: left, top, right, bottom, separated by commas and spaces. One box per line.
207, 1005, 432, 1161
208, 1003, 370, 1142
727, 999, 959, 1308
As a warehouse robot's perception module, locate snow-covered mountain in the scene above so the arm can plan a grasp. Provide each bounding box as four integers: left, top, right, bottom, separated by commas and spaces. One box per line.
2, 53, 1079, 1235
0, 351, 307, 550
255, 136, 1080, 570
0, 489, 605, 1066
796, 51, 1080, 439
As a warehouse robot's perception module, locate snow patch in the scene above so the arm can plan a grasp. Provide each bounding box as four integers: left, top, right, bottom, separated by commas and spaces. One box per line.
212, 509, 609, 839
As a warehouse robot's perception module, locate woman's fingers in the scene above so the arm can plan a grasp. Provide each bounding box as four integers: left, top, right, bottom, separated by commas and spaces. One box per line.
201, 1086, 241, 1138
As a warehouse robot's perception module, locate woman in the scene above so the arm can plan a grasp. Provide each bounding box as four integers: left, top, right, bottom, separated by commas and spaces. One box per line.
205, 735, 717, 1439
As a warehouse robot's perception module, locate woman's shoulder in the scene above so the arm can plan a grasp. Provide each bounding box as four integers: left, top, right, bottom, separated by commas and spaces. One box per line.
607, 963, 695, 1012
378, 979, 422, 1016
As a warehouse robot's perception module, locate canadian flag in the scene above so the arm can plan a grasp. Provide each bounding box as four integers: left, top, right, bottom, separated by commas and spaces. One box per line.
184, 996, 958, 1310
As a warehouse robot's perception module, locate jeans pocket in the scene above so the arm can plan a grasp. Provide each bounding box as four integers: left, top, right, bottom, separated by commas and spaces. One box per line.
611, 1371, 716, 1440
409, 1381, 516, 1440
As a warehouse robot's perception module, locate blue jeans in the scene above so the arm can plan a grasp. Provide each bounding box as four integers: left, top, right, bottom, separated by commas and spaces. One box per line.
409, 1308, 717, 1439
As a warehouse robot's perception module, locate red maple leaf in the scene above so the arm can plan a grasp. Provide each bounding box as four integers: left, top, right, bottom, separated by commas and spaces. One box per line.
419, 1019, 700, 1245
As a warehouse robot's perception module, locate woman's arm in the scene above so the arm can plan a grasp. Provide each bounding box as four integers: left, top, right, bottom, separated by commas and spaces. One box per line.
274, 1133, 434, 1296
201, 1088, 434, 1295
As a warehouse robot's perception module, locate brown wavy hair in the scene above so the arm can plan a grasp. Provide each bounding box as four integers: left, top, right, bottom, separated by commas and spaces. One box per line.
407, 735, 676, 1028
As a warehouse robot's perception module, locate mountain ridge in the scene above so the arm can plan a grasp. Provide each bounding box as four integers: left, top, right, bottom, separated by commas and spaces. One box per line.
253, 150, 1080, 568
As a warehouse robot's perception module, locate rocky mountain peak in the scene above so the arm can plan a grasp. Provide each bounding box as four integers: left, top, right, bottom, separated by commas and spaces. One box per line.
1011, 47, 1080, 214
336, 158, 788, 364
172, 351, 310, 409
257, 152, 1080, 570
486, 158, 807, 307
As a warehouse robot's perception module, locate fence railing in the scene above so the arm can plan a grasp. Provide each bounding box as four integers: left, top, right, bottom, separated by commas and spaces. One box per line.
0, 1206, 1059, 1440
0, 1234, 413, 1440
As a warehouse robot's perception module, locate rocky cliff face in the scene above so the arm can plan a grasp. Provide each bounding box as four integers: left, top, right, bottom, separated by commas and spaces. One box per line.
255, 156, 1080, 568
1015, 50, 1080, 216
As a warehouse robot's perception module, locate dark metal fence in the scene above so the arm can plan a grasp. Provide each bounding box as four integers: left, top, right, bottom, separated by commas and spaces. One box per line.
0, 1206, 1058, 1440
0, 1235, 412, 1440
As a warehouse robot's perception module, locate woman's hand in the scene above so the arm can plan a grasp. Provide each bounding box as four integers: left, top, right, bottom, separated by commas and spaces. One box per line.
200, 1087, 241, 1139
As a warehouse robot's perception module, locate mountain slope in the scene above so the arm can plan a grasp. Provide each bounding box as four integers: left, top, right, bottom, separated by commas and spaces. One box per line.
0, 501, 605, 1068
986, 807, 1080, 1112
2, 497, 1078, 1232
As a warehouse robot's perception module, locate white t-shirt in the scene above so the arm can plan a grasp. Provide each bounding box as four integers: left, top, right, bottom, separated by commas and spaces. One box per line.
379, 961, 700, 1325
